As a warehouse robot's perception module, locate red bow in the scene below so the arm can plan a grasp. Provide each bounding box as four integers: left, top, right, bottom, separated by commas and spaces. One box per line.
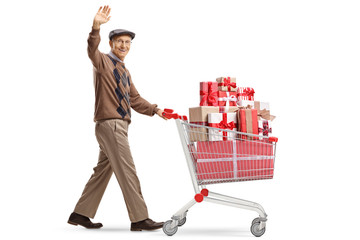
243, 88, 255, 96
200, 82, 218, 106
219, 77, 237, 91
208, 113, 236, 140
219, 120, 236, 130
258, 120, 272, 136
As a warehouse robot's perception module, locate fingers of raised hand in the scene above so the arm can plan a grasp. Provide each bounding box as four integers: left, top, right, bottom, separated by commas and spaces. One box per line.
101, 5, 111, 15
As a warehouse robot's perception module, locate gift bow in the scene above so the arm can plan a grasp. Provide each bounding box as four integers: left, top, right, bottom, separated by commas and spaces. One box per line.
200, 82, 218, 106
243, 88, 255, 96
219, 120, 236, 130
257, 109, 276, 121
218, 91, 237, 112
239, 105, 252, 110
219, 77, 237, 91
208, 113, 236, 140
259, 120, 272, 136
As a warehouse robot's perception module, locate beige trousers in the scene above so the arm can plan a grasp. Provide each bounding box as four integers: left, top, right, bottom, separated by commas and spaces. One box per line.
74, 119, 149, 222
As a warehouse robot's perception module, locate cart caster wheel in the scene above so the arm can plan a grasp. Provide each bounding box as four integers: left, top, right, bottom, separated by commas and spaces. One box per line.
250, 221, 266, 237
252, 217, 260, 225
163, 220, 178, 236
178, 217, 186, 227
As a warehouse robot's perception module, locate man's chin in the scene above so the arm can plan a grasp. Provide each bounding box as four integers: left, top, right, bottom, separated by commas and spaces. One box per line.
114, 52, 127, 60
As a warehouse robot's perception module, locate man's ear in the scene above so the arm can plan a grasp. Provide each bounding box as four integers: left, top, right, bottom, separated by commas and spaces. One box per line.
109, 40, 113, 48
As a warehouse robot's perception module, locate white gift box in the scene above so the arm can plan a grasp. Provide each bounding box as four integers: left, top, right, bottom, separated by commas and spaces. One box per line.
208, 112, 237, 141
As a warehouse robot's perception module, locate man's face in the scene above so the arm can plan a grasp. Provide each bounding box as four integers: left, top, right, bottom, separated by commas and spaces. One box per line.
109, 34, 132, 61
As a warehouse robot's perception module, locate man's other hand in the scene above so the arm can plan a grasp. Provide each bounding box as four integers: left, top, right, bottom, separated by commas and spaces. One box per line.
93, 5, 111, 30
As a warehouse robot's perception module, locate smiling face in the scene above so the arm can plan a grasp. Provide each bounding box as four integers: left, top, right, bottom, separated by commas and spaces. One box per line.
109, 34, 132, 61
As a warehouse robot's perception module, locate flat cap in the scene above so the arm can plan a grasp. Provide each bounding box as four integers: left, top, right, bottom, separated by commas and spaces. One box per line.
109, 29, 136, 40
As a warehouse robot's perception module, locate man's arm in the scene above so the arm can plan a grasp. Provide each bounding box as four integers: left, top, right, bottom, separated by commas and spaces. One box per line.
128, 74, 166, 120
87, 6, 111, 69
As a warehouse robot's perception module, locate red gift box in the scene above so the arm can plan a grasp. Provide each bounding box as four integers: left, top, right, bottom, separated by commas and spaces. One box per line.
218, 91, 237, 107
200, 82, 218, 106
237, 108, 259, 139
235, 140, 274, 179
195, 140, 274, 181
196, 141, 237, 180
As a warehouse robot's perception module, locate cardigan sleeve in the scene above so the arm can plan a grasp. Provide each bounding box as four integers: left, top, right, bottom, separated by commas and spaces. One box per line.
128, 72, 159, 116
87, 28, 104, 70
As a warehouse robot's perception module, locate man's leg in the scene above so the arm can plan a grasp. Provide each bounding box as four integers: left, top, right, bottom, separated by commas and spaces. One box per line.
73, 148, 113, 218
95, 119, 149, 223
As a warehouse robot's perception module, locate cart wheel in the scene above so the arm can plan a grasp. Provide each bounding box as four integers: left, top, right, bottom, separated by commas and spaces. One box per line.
250, 221, 266, 237
163, 220, 178, 236
178, 217, 186, 227
252, 217, 260, 225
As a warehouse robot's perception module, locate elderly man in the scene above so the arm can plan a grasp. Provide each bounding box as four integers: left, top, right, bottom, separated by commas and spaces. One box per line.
68, 5, 166, 231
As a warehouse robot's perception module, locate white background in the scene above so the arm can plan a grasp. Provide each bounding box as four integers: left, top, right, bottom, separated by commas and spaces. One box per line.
1, 0, 359, 239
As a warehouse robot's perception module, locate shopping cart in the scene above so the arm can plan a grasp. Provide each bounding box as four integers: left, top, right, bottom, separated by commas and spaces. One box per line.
161, 109, 278, 237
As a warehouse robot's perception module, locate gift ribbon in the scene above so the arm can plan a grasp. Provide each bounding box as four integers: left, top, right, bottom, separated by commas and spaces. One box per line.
243, 87, 255, 96
239, 105, 252, 110
257, 109, 276, 121
200, 82, 218, 106
218, 77, 237, 91
218, 92, 237, 112
208, 113, 236, 140
258, 120, 272, 136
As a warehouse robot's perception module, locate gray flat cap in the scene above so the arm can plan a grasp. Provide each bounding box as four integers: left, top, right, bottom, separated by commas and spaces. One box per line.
109, 29, 136, 40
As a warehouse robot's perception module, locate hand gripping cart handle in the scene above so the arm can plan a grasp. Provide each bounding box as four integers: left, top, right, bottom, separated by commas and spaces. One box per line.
162, 109, 278, 237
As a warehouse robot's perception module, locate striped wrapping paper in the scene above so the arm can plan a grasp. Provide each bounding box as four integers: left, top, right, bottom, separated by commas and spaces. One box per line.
237, 87, 255, 101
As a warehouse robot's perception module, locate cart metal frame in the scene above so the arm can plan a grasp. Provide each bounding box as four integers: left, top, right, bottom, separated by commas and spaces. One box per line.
163, 118, 277, 237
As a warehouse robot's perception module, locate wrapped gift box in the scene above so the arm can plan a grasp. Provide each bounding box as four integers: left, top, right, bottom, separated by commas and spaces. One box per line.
237, 100, 275, 121
216, 77, 237, 92
208, 112, 237, 141
237, 158, 274, 179
236, 108, 259, 138
235, 139, 273, 156
218, 91, 237, 107
258, 120, 272, 138
196, 140, 273, 159
200, 82, 218, 106
237, 87, 255, 101
196, 140, 237, 180
195, 140, 274, 181
189, 106, 238, 142
236, 139, 274, 179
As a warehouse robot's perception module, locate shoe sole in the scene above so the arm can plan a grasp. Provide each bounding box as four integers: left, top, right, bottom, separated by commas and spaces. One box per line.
130, 226, 163, 231
67, 220, 102, 229
68, 220, 78, 226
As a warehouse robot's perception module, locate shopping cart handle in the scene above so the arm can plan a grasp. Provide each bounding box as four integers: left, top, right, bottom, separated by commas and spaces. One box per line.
162, 108, 188, 120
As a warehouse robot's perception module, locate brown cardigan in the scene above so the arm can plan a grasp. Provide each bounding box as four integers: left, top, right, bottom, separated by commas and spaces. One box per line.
88, 28, 159, 122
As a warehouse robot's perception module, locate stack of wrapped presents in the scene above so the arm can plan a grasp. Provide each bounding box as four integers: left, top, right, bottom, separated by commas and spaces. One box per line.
189, 77, 276, 181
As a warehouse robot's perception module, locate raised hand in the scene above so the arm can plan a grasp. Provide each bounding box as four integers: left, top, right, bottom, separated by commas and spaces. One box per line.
93, 5, 111, 30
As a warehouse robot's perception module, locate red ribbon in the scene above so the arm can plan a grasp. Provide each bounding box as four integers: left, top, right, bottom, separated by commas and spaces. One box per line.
243, 88, 255, 97
218, 77, 237, 91
208, 113, 236, 140
258, 120, 272, 136
200, 82, 218, 106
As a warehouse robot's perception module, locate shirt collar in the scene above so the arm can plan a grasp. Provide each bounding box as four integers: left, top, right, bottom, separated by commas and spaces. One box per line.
109, 51, 123, 63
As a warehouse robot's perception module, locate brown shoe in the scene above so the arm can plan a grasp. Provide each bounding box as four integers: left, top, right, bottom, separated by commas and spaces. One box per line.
130, 218, 164, 231
67, 212, 103, 229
